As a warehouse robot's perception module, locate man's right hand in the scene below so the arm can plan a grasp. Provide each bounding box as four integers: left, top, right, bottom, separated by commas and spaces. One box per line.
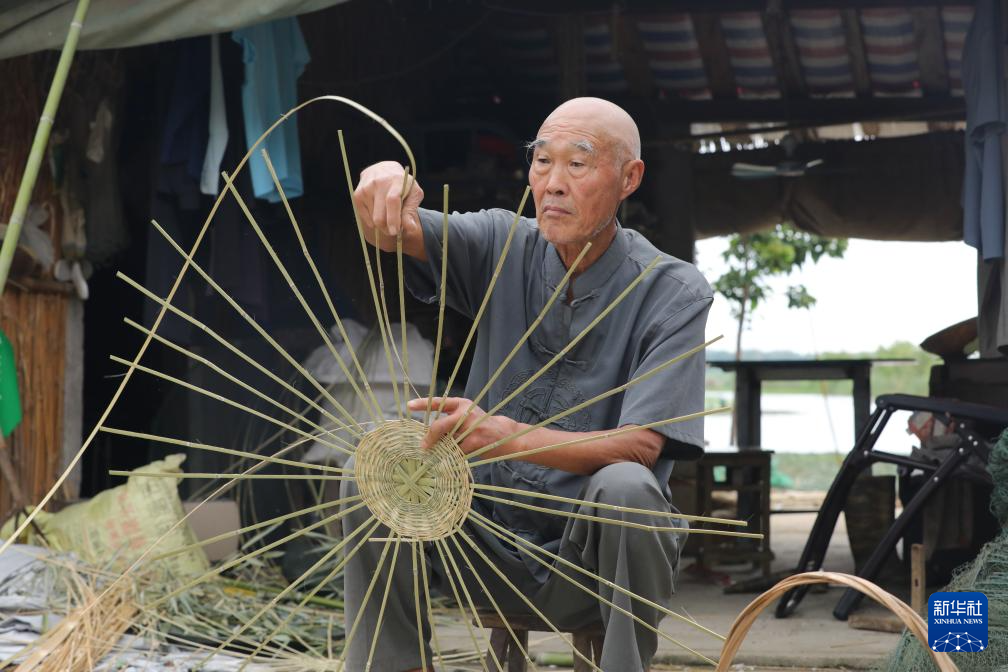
352, 161, 427, 260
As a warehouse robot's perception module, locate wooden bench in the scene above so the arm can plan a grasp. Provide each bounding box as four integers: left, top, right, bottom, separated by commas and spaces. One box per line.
475, 611, 603, 672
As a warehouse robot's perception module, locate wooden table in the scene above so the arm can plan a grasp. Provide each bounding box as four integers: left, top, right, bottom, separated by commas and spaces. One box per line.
708, 358, 911, 451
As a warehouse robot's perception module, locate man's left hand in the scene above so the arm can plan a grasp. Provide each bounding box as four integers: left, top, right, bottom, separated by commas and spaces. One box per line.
406, 397, 522, 458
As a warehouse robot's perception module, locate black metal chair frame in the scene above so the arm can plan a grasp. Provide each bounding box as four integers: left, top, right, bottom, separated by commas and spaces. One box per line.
775, 393, 1008, 621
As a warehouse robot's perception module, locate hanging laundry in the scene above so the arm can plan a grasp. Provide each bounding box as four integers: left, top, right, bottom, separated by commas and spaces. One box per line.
232, 18, 310, 203
200, 34, 229, 196
160, 37, 211, 194
962, 0, 1005, 261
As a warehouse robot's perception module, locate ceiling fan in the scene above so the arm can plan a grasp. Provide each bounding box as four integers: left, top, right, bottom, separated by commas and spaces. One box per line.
730, 133, 824, 179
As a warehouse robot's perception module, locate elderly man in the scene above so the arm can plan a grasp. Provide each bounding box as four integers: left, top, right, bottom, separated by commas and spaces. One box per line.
341, 97, 712, 672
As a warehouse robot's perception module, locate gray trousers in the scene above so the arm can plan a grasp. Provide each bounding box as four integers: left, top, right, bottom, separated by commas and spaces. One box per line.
339, 461, 686, 672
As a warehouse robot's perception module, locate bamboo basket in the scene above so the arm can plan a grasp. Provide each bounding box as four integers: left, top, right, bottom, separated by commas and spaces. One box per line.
715, 571, 958, 672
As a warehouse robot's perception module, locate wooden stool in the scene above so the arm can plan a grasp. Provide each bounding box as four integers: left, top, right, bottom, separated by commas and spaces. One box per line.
475, 611, 603, 672
694, 450, 774, 577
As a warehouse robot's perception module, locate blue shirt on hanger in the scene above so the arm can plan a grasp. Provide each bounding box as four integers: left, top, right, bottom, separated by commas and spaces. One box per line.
232, 18, 310, 203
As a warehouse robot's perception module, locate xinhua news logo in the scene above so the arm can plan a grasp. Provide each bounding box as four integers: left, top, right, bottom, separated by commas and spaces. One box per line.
929, 592, 988, 653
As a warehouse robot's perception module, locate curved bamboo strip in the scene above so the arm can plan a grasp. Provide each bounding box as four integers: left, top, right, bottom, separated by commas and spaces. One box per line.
715, 571, 958, 672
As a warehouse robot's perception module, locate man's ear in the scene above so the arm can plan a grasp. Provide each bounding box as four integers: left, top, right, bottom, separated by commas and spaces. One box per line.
621, 159, 645, 198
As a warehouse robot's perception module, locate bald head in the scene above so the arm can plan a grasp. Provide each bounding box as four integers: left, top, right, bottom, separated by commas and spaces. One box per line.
536, 97, 641, 164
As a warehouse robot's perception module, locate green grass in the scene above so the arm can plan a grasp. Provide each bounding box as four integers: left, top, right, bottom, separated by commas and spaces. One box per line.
706, 340, 940, 397
769, 453, 899, 491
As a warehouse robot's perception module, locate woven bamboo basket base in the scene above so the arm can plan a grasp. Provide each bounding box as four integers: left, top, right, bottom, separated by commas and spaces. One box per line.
354, 419, 472, 540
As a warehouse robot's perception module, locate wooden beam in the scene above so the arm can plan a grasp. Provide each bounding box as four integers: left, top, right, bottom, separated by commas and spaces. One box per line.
693, 13, 737, 99
612, 11, 655, 97
650, 94, 964, 123
763, 6, 807, 98
485, 1, 976, 13
912, 7, 951, 95
841, 9, 873, 97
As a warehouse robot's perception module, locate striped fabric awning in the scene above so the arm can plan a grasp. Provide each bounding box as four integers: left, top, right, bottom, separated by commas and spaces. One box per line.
636, 13, 710, 99
860, 8, 921, 96
722, 11, 780, 99
493, 5, 974, 102
790, 9, 855, 95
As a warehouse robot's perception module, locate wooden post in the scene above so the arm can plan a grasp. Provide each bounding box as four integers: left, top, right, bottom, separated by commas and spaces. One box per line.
911, 543, 926, 615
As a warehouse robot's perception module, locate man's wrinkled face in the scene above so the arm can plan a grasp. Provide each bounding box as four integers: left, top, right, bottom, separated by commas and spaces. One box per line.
527, 122, 627, 248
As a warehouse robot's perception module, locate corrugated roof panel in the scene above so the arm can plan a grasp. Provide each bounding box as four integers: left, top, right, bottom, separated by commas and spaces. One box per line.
790, 9, 854, 95
721, 11, 780, 98
860, 8, 919, 95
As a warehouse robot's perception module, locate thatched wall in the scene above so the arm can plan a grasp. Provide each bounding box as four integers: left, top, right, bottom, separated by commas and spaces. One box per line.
0, 286, 69, 512
0, 52, 70, 517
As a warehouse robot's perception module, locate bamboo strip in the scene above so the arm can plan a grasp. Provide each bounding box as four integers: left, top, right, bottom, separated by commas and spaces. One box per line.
187, 384, 351, 502
236, 518, 386, 670
437, 538, 507, 672
332, 529, 395, 672
396, 168, 411, 417
0, 95, 421, 620
149, 496, 360, 563
260, 150, 384, 427
437, 188, 529, 417
467, 336, 721, 460
471, 510, 724, 641
199, 514, 379, 667
107, 470, 351, 481
448, 241, 592, 437
453, 526, 603, 672
108, 354, 355, 455
471, 407, 730, 468
445, 533, 541, 671
98, 426, 347, 475
419, 535, 446, 669
134, 603, 282, 658
150, 502, 367, 608
116, 272, 353, 436
412, 540, 427, 672
338, 130, 404, 421
424, 185, 451, 427
364, 536, 403, 670
462, 256, 660, 444
472, 484, 746, 527
432, 539, 492, 672
473, 492, 763, 540
373, 227, 403, 418
122, 317, 347, 445
148, 219, 363, 436
220, 168, 383, 428
468, 513, 719, 664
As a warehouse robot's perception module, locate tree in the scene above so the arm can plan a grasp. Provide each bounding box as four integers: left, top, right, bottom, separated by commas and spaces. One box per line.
713, 223, 848, 359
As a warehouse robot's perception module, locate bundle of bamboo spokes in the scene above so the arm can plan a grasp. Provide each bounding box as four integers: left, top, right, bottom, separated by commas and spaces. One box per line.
715, 571, 958, 672
13, 568, 136, 672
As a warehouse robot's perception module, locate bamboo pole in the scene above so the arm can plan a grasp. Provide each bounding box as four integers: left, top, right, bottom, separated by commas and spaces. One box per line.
0, 0, 91, 294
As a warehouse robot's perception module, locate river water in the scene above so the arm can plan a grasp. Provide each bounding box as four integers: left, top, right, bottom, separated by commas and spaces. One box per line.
703, 392, 917, 455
